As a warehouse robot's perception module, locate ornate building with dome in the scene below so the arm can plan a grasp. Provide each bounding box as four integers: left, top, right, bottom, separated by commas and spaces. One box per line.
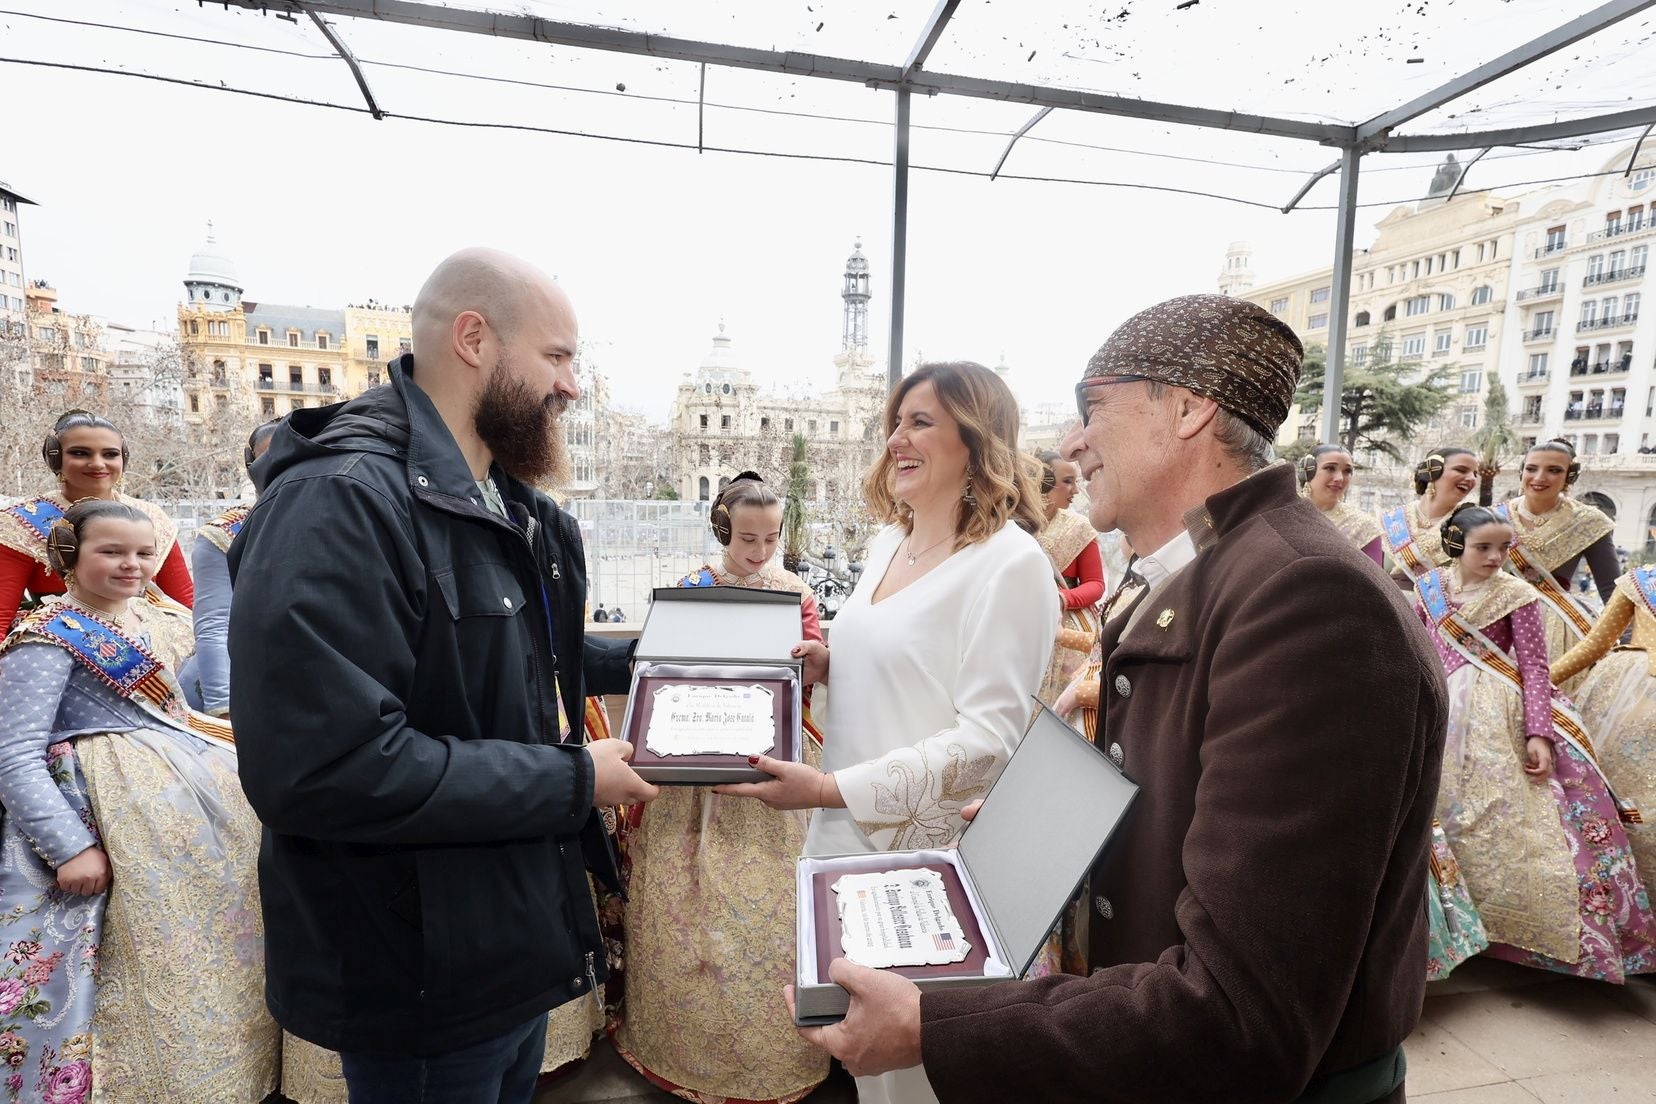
669, 241, 887, 510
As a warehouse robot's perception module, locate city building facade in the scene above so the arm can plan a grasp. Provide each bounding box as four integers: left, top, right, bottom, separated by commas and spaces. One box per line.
0, 179, 33, 334
669, 242, 887, 509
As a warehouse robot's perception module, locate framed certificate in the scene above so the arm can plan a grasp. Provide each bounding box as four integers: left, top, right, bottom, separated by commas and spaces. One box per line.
794, 702, 1139, 1025
621, 587, 806, 784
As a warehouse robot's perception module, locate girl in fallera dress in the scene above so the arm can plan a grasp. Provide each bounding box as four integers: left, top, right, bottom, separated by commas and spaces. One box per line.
0, 412, 194, 638
612, 473, 829, 1104
1381, 445, 1478, 585
0, 499, 277, 1102
1298, 444, 1383, 565
1550, 567, 1656, 904
1033, 451, 1105, 708
1496, 439, 1620, 696
1414, 504, 1656, 982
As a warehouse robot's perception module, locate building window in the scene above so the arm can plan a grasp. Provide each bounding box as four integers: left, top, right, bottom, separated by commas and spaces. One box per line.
784, 417, 794, 431
1470, 285, 1492, 306
720, 414, 731, 431
1606, 433, 1621, 455
288, 331, 300, 348
1457, 406, 1478, 429
1402, 334, 1427, 359
1545, 225, 1566, 253
1634, 244, 1649, 272
1438, 293, 1456, 311
189, 319, 200, 336
189, 393, 200, 413
1310, 286, 1330, 304
760, 416, 771, 430
1308, 313, 1328, 330
1354, 310, 1370, 327
366, 336, 379, 360
1270, 297, 1289, 314
1351, 344, 1368, 365
1610, 250, 1627, 277
1588, 254, 1605, 280
317, 333, 329, 350
261, 397, 275, 416
698, 444, 710, 465
1464, 324, 1488, 349
808, 419, 818, 434
698, 476, 710, 501
1296, 424, 1316, 442
1405, 295, 1430, 316
257, 329, 269, 345
1534, 310, 1555, 335
1435, 332, 1452, 353
318, 367, 332, 389
289, 366, 303, 389
1626, 292, 1641, 320
1528, 352, 1549, 378
1460, 370, 1482, 393
1633, 168, 1655, 192
699, 414, 708, 429
829, 420, 840, 435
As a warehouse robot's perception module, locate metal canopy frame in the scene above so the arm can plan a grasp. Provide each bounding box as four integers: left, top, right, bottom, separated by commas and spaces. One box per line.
223, 0, 1656, 421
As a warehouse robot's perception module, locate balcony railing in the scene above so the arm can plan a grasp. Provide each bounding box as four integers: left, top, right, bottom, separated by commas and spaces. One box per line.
1518, 412, 1545, 425
1565, 404, 1626, 422
257, 378, 273, 389
1535, 240, 1569, 259
288, 380, 304, 391
1577, 313, 1640, 333
1519, 370, 1550, 384
1516, 284, 1564, 302
1523, 328, 1555, 341
1587, 220, 1650, 244
1584, 264, 1646, 287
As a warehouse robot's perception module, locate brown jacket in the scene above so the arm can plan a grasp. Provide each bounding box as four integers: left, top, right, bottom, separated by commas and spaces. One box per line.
921, 464, 1445, 1103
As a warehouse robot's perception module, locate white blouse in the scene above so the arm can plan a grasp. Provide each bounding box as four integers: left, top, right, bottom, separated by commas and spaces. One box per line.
806, 520, 1058, 856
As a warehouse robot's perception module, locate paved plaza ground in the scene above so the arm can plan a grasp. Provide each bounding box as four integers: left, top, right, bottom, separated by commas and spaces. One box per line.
537, 957, 1656, 1103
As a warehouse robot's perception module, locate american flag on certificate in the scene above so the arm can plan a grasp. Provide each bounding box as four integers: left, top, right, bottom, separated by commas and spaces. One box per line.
932, 931, 956, 952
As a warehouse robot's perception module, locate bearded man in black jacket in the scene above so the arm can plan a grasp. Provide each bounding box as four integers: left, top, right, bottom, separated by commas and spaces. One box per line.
229, 247, 658, 1104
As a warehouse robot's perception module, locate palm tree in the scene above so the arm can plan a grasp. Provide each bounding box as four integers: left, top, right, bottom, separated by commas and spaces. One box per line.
782, 433, 809, 573
1471, 375, 1521, 505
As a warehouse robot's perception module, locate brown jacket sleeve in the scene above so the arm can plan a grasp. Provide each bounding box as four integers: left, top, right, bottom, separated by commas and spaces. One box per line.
920, 555, 1440, 1102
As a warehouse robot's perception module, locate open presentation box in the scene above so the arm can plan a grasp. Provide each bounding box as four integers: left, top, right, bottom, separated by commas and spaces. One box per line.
620, 585, 804, 785
794, 702, 1138, 1025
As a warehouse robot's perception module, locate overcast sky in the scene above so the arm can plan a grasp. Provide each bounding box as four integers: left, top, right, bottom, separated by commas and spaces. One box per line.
4, 1, 1637, 420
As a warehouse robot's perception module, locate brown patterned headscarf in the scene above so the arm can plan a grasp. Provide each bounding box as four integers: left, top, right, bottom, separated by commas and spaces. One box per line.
1084, 293, 1304, 438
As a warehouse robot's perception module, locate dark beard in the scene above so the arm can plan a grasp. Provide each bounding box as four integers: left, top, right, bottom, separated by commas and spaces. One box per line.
473, 357, 571, 486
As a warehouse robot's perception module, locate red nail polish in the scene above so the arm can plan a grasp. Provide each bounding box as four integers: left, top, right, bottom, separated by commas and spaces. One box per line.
747, 755, 761, 766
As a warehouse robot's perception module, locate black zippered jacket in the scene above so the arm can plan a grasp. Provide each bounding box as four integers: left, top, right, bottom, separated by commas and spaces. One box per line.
228, 354, 628, 1053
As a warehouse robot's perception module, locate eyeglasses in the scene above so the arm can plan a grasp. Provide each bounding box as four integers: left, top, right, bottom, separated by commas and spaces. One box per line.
1074, 374, 1151, 427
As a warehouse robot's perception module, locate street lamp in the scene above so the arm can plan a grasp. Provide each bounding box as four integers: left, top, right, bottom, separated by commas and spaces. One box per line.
823, 544, 839, 576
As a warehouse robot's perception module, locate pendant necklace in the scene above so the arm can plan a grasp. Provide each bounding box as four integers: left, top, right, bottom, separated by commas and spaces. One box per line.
904, 532, 952, 567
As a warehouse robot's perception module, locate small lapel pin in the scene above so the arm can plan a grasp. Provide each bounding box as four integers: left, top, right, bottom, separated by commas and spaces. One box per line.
1155, 608, 1175, 630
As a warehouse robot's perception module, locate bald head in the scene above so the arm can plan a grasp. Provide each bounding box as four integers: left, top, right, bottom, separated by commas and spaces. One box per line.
412, 247, 574, 356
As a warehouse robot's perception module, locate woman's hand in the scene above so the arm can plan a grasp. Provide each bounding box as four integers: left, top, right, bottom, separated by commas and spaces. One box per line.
57, 846, 111, 896
793, 640, 830, 686
714, 756, 844, 811
1523, 735, 1555, 778
1054, 684, 1080, 718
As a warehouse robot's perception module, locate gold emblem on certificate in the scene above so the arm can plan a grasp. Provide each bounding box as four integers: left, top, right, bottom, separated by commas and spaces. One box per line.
644, 683, 777, 757
831, 868, 972, 968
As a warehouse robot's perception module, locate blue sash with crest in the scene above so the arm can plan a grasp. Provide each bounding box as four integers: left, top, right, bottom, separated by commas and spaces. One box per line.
1, 497, 65, 546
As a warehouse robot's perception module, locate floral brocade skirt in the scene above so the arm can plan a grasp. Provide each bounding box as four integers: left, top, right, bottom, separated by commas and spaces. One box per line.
1439, 666, 1656, 982
1571, 649, 1656, 904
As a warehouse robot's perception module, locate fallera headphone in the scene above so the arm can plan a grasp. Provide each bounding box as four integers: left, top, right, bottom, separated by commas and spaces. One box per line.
42, 410, 128, 474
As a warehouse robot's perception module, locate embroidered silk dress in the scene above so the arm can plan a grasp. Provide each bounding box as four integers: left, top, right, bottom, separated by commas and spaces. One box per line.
1414, 569, 1656, 981
0, 597, 276, 1103
1034, 510, 1104, 706
806, 522, 1055, 1104
0, 493, 194, 636
612, 563, 829, 1104
1316, 498, 1384, 566
1381, 499, 1462, 586
1495, 496, 1618, 696
1550, 567, 1656, 904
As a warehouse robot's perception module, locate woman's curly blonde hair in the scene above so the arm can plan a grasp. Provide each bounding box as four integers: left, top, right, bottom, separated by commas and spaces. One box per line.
863, 361, 1044, 546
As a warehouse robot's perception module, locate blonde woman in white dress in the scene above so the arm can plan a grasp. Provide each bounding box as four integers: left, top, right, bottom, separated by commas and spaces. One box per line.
718, 360, 1056, 1104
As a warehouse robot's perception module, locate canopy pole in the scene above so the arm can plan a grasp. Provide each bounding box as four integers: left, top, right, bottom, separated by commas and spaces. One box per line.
888, 89, 911, 392
302, 6, 384, 119
1321, 147, 1362, 447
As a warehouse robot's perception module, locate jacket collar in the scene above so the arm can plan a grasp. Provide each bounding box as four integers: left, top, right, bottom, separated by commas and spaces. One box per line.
1189, 460, 1298, 544
390, 354, 522, 529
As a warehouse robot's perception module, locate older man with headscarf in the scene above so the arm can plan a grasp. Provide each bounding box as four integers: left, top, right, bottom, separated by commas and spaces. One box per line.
790, 295, 1447, 1104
